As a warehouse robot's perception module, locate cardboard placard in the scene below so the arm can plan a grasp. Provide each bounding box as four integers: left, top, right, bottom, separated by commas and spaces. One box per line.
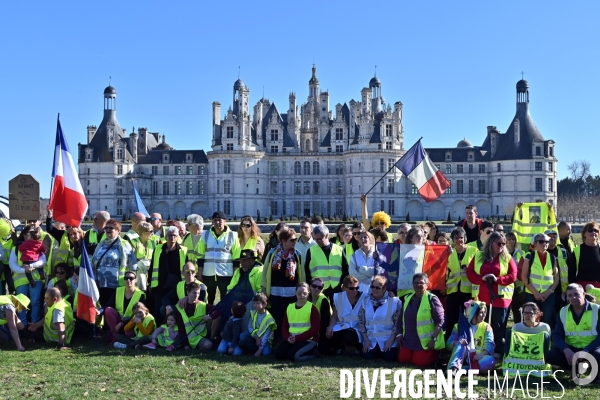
9, 174, 41, 220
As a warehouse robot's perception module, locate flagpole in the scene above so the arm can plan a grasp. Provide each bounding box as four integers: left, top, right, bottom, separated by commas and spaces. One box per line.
362, 137, 423, 196
49, 113, 60, 202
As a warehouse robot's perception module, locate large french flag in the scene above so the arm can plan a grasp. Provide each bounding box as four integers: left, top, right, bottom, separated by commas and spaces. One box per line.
394, 140, 450, 203
77, 241, 99, 323
49, 115, 88, 226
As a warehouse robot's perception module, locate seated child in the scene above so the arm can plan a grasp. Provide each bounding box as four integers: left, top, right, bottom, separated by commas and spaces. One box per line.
144, 312, 178, 349
240, 293, 277, 356
446, 300, 495, 374
18, 227, 46, 285
113, 302, 155, 350
217, 301, 246, 356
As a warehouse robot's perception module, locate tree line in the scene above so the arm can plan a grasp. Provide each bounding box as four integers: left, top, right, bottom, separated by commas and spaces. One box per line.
557, 160, 600, 222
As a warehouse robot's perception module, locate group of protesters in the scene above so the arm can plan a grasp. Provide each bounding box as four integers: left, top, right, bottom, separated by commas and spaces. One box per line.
1, 200, 599, 380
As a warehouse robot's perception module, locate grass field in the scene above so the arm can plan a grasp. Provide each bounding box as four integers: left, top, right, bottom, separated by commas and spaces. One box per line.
2, 338, 599, 400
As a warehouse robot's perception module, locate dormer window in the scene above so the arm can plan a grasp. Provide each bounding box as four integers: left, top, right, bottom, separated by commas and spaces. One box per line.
536, 146, 541, 156
186, 154, 192, 162
445, 151, 451, 161
270, 130, 279, 141
163, 154, 169, 163
116, 148, 123, 160
226, 126, 234, 139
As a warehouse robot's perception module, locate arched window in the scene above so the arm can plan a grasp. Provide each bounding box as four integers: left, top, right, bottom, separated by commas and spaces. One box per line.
313, 161, 320, 175
304, 161, 311, 175
305, 139, 311, 152
294, 161, 301, 175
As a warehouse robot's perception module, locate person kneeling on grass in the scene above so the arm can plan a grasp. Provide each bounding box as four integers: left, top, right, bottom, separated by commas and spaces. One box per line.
275, 282, 320, 362
217, 301, 246, 356
447, 300, 495, 375
0, 293, 30, 351
165, 281, 221, 352
240, 293, 276, 357
28, 287, 74, 349
113, 302, 155, 350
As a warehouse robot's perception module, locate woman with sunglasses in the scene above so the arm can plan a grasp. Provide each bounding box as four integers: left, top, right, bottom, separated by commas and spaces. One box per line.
237, 216, 265, 261
357, 275, 401, 361
309, 277, 332, 355
104, 271, 146, 344
467, 232, 517, 357
47, 263, 73, 296
360, 194, 394, 243
67, 227, 85, 268
351, 231, 383, 293
569, 221, 600, 289
262, 228, 304, 339
521, 233, 559, 327
326, 275, 365, 355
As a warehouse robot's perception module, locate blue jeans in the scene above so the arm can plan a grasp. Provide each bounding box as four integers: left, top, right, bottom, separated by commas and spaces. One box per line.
217, 339, 242, 356
524, 292, 556, 328
239, 331, 272, 356
16, 281, 43, 326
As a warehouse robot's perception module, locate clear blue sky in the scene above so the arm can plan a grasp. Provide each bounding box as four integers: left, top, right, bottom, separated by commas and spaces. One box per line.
2, 1, 599, 197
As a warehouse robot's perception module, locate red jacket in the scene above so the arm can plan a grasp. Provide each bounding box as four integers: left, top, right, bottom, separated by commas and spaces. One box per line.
466, 255, 517, 308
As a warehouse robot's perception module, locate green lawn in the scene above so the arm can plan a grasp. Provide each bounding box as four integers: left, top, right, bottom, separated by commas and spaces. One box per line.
2, 339, 598, 399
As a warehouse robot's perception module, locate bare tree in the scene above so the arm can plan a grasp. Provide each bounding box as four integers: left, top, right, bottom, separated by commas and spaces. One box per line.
567, 160, 591, 181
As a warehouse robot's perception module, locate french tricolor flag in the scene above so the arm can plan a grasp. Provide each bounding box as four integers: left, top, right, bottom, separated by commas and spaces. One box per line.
77, 240, 99, 324
395, 140, 450, 203
49, 115, 88, 226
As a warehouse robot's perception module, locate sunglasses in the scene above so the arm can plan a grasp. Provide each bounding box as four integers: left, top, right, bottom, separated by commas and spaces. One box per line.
495, 242, 506, 246
537, 240, 549, 244
495, 229, 504, 232
484, 230, 494, 234
311, 284, 324, 289
352, 232, 361, 236
590, 229, 600, 234
104, 227, 114, 231
151, 217, 160, 221
56, 271, 66, 275
346, 287, 359, 291
241, 224, 252, 228
288, 238, 297, 242
185, 270, 196, 274
370, 285, 383, 290
124, 276, 136, 281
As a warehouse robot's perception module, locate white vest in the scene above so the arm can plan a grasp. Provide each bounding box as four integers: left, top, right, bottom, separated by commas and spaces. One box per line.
363, 295, 401, 351
202, 229, 237, 277
333, 291, 364, 333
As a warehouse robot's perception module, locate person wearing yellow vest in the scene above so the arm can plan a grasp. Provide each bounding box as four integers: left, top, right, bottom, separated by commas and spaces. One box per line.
197, 211, 240, 305
558, 221, 575, 259
181, 214, 204, 268
309, 277, 332, 355
275, 282, 320, 361
546, 283, 600, 379
45, 209, 70, 275
507, 231, 527, 324
66, 227, 85, 268
123, 212, 146, 245
0, 218, 17, 295
359, 274, 402, 361
360, 194, 394, 243
91, 219, 136, 308
447, 300, 495, 374
237, 216, 265, 261
467, 221, 494, 251
27, 287, 74, 349
445, 227, 479, 343
167, 281, 221, 351
47, 264, 73, 295
104, 271, 146, 344
130, 221, 155, 291
0, 293, 30, 351
239, 293, 276, 356
569, 222, 600, 289
144, 312, 179, 349
149, 213, 166, 244
397, 273, 444, 366
113, 302, 156, 350
305, 224, 348, 302
467, 231, 517, 358
9, 226, 46, 328
521, 233, 559, 327
164, 262, 207, 317
546, 229, 569, 314
227, 249, 263, 294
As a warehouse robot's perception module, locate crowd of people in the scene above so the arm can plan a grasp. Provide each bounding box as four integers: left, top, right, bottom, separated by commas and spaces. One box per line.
1, 202, 599, 380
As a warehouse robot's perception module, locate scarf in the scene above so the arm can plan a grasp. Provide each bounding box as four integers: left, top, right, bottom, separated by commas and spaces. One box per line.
369, 291, 389, 309
270, 244, 297, 281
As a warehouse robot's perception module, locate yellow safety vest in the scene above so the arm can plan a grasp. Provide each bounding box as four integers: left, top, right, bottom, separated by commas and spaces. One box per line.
182, 233, 203, 265
560, 302, 600, 348
511, 202, 557, 252
133, 314, 155, 339
1, 238, 14, 264
403, 292, 445, 350
226, 263, 263, 293
176, 301, 207, 349
133, 238, 155, 261
446, 246, 479, 295
0, 295, 14, 325
345, 243, 355, 265
115, 287, 144, 318
87, 230, 105, 245
12, 249, 42, 288
67, 248, 82, 268
250, 310, 276, 342
312, 293, 333, 316
555, 245, 569, 293
525, 252, 555, 294
502, 331, 551, 377
471, 253, 514, 301
286, 301, 313, 335
308, 244, 344, 290
43, 299, 75, 344
387, 232, 394, 244
176, 279, 203, 300
150, 245, 187, 288
511, 248, 526, 289
157, 324, 179, 347
51, 232, 71, 266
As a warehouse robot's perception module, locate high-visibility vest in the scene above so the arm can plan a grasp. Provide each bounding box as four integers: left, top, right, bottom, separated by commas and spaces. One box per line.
67, 248, 82, 268
471, 253, 514, 301
333, 291, 364, 331
555, 245, 569, 293
50, 277, 73, 294
403, 292, 445, 350
124, 230, 139, 243
43, 299, 75, 344
1, 237, 14, 264
511, 203, 557, 251
150, 226, 167, 245
182, 233, 203, 265
51, 232, 71, 266
115, 287, 144, 318
560, 302, 600, 348
450, 321, 488, 354
157, 324, 179, 347
201, 228, 237, 277
386, 232, 394, 243
132, 238, 155, 261
226, 263, 263, 293
345, 243, 355, 265
364, 295, 401, 351
12, 249, 43, 288
312, 293, 332, 316
241, 237, 258, 252
502, 331, 551, 377
525, 252, 555, 294
573, 244, 600, 279
175, 301, 207, 349
511, 248, 526, 289
87, 230, 105, 245
150, 244, 187, 288
308, 244, 344, 290
133, 314, 155, 339
0, 295, 14, 325
250, 310, 276, 342
446, 246, 479, 295
286, 301, 314, 336
176, 279, 203, 300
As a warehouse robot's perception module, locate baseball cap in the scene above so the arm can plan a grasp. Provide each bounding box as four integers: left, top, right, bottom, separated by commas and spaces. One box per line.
237, 249, 257, 261
544, 229, 558, 236
211, 211, 226, 220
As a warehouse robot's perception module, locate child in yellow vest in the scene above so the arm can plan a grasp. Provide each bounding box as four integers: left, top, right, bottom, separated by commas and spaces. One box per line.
113, 302, 155, 350
144, 312, 178, 349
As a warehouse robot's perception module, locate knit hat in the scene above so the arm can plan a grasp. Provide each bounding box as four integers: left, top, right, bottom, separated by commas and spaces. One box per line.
464, 299, 486, 323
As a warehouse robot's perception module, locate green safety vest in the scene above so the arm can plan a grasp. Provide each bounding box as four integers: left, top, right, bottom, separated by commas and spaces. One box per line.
471, 253, 514, 301
344, 243, 355, 265
250, 310, 276, 342
67, 248, 81, 268
157, 324, 179, 347
555, 245, 569, 293
511, 248, 526, 289
226, 263, 263, 293
43, 299, 75, 344
446, 246, 479, 295
132, 238, 155, 261
150, 244, 187, 288
403, 292, 445, 350
133, 314, 155, 339
511, 203, 557, 251
560, 302, 599, 349
0, 295, 14, 325
286, 301, 313, 336
308, 244, 344, 290
51, 232, 71, 266
502, 331, 551, 377
525, 252, 555, 294
182, 233, 203, 264
115, 287, 144, 318
12, 249, 43, 288
176, 301, 207, 349
312, 293, 332, 316
176, 279, 203, 300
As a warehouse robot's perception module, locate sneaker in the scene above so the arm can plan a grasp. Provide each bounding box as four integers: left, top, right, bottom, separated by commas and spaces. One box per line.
143, 343, 157, 350
166, 345, 176, 352
113, 342, 127, 350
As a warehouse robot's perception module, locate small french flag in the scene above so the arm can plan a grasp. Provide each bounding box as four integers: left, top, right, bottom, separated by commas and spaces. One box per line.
395, 140, 450, 203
